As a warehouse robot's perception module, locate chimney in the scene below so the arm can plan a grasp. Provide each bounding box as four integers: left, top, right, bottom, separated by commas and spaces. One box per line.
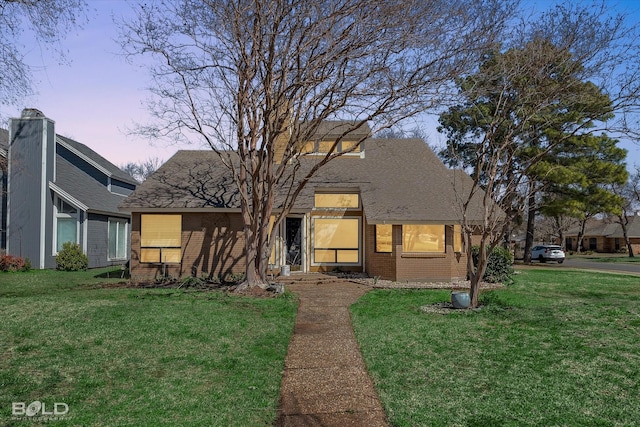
7, 109, 56, 268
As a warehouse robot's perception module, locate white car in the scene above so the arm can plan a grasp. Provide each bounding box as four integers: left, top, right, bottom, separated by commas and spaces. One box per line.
531, 245, 565, 263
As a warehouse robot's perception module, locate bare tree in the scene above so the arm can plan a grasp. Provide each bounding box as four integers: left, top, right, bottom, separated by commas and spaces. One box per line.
120, 0, 514, 289
0, 0, 87, 108
121, 157, 162, 183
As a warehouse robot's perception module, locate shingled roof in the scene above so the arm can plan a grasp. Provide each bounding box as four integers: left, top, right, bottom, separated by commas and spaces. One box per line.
57, 135, 138, 185
567, 216, 640, 239
120, 138, 486, 223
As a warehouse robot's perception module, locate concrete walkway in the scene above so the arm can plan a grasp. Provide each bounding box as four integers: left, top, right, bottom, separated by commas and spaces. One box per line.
276, 281, 388, 426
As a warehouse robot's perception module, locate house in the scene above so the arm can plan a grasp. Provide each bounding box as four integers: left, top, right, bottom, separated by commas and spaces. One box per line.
119, 122, 486, 282
565, 216, 640, 253
3, 109, 137, 269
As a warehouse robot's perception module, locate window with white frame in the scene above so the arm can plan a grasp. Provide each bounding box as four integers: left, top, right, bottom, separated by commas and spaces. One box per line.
108, 218, 128, 260
54, 196, 79, 253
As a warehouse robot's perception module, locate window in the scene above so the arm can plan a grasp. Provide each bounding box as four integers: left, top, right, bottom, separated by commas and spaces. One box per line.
340, 140, 361, 152
453, 224, 463, 253
312, 217, 360, 264
317, 140, 336, 153
589, 237, 597, 250
314, 193, 360, 209
565, 238, 573, 251
108, 218, 128, 260
375, 224, 392, 253
301, 140, 362, 154
54, 197, 79, 253
402, 225, 445, 253
140, 214, 182, 263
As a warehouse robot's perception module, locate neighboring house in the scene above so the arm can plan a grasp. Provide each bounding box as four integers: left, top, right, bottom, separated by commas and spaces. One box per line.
565, 216, 640, 254
119, 122, 486, 282
4, 109, 137, 269
0, 128, 8, 254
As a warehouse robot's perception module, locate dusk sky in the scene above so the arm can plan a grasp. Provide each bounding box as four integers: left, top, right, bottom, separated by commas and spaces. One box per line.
1, 0, 639, 171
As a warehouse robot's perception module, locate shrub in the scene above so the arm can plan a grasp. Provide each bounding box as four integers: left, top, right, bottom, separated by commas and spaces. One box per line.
0, 255, 31, 272
472, 245, 514, 284
224, 272, 246, 284
56, 242, 88, 271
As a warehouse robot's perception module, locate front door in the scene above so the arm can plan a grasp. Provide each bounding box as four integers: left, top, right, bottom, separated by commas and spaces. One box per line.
285, 217, 303, 271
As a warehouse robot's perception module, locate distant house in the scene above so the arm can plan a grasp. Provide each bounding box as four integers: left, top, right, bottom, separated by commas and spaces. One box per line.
120, 121, 486, 282
565, 216, 640, 254
2, 109, 137, 269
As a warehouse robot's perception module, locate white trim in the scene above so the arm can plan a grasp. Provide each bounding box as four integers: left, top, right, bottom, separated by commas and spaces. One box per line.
40, 120, 48, 269
107, 217, 128, 261
56, 137, 113, 177
49, 182, 89, 211
82, 211, 88, 255
52, 195, 81, 256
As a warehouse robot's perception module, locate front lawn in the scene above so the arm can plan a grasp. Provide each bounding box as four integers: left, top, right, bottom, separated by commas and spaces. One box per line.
351, 269, 640, 426
0, 268, 297, 426
569, 254, 640, 263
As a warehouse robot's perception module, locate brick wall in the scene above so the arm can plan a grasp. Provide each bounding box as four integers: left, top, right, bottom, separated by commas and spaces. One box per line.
364, 222, 468, 282
130, 212, 246, 281
364, 221, 397, 280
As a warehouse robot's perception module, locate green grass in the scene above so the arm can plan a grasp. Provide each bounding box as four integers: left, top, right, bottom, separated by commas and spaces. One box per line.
0, 268, 296, 426
351, 269, 640, 426
569, 254, 640, 263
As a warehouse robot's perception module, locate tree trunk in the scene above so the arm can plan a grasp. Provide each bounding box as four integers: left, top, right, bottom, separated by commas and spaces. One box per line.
467, 232, 489, 308
523, 187, 536, 264
620, 218, 635, 257
576, 219, 587, 253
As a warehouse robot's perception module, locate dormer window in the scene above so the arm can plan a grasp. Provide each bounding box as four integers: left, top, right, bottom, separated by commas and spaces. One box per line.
301, 140, 363, 155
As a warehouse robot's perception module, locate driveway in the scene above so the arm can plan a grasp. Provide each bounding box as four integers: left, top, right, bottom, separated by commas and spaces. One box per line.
520, 258, 640, 276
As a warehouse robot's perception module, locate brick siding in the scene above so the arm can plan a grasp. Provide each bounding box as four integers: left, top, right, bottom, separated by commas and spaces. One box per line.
130, 212, 246, 281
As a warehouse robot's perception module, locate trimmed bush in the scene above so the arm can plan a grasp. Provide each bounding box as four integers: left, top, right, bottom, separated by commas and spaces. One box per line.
0, 255, 31, 272
56, 242, 89, 271
472, 245, 514, 284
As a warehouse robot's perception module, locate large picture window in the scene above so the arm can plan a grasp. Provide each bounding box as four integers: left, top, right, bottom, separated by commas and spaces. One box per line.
109, 218, 128, 260
312, 217, 360, 264
54, 197, 79, 253
375, 224, 392, 253
402, 225, 445, 253
140, 214, 181, 263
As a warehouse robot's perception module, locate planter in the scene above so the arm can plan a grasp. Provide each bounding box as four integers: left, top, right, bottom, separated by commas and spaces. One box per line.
451, 291, 470, 309
280, 265, 291, 276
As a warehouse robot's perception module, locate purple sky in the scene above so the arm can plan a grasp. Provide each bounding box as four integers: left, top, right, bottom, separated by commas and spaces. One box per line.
1, 0, 639, 171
